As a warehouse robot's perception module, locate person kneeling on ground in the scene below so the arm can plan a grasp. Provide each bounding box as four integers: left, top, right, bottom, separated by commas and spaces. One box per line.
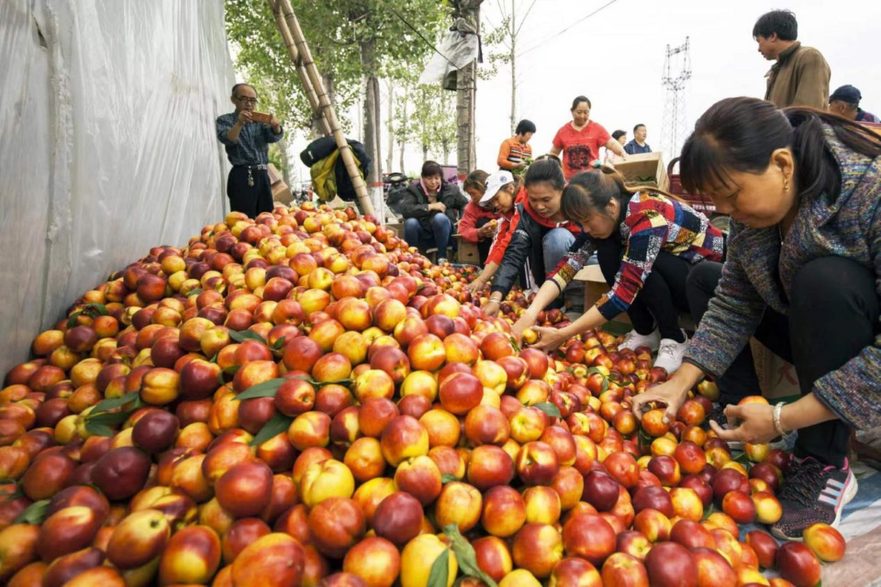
458, 170, 502, 264
633, 96, 881, 540
400, 161, 468, 262
466, 170, 527, 293
512, 167, 725, 373
481, 159, 582, 317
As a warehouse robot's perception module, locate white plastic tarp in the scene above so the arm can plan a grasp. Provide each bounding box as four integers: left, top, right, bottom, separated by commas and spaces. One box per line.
418, 29, 479, 86
0, 0, 236, 378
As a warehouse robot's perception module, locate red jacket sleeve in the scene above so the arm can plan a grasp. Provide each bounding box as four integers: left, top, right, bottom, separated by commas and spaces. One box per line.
458, 202, 481, 243
487, 213, 516, 264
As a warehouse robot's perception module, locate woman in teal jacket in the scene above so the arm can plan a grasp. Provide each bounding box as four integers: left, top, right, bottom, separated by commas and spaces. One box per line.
633, 97, 881, 540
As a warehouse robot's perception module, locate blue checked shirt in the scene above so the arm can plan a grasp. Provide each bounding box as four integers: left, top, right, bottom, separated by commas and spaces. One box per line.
216, 112, 284, 166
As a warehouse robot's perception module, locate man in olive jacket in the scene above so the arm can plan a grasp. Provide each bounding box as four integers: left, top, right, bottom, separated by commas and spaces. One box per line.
753, 10, 830, 110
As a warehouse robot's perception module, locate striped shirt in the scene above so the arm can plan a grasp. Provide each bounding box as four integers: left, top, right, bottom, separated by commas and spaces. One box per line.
497, 137, 533, 171
549, 191, 725, 320
216, 112, 284, 166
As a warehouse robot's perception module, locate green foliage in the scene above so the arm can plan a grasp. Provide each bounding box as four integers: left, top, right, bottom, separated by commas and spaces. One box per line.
225, 0, 451, 133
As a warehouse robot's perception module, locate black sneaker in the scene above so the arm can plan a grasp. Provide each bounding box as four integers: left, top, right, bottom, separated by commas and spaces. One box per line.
771, 457, 858, 540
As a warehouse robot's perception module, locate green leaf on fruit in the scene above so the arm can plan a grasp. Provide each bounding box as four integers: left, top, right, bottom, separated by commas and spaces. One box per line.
237, 378, 287, 400
218, 364, 241, 385
186, 288, 203, 297
14, 499, 50, 525
84, 303, 109, 316
638, 428, 654, 448
270, 336, 287, 351
441, 474, 459, 485
443, 524, 498, 587
509, 336, 521, 353
426, 546, 450, 587
601, 378, 609, 393
533, 402, 562, 419
701, 503, 714, 521
0, 483, 24, 503
290, 375, 353, 389
249, 412, 293, 447
229, 330, 268, 345
66, 311, 83, 328
91, 391, 141, 415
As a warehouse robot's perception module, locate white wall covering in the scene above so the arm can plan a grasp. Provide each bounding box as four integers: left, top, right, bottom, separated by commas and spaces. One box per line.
0, 0, 236, 377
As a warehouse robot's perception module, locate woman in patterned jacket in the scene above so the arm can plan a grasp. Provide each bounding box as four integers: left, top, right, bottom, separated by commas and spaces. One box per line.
633, 97, 881, 541
512, 167, 725, 373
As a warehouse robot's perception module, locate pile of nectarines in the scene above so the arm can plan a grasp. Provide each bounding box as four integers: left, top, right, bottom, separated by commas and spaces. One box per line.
0, 203, 844, 587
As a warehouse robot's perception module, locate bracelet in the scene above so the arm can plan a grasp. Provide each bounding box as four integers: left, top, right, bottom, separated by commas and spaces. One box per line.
772, 402, 787, 436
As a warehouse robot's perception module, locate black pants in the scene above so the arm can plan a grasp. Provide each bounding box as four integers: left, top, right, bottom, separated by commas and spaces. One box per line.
227, 166, 274, 218
686, 257, 879, 467
596, 238, 692, 339
475, 217, 493, 264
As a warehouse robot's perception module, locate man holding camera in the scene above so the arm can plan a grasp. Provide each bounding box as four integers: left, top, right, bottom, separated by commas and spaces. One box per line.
216, 83, 284, 217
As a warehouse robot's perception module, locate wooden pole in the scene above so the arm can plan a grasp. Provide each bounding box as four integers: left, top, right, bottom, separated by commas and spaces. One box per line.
270, 0, 375, 216
268, 0, 331, 136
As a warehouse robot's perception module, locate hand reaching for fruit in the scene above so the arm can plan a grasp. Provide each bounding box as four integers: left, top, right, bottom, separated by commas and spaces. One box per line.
482, 300, 500, 317
511, 313, 537, 344
529, 326, 566, 351
709, 403, 778, 444
631, 380, 690, 425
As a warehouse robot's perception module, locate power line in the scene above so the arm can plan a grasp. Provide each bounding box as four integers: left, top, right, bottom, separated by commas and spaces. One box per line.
516, 0, 620, 58
515, 0, 538, 37
390, 8, 462, 71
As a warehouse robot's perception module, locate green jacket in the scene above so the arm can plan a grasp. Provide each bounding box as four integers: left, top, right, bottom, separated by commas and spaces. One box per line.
764, 42, 831, 110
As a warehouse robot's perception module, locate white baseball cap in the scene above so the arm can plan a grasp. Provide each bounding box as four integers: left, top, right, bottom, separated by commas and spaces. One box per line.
479, 170, 514, 207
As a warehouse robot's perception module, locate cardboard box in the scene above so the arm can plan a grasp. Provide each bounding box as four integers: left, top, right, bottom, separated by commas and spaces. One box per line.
573, 264, 696, 330
454, 235, 480, 265
612, 152, 670, 192
268, 164, 292, 205
750, 339, 801, 401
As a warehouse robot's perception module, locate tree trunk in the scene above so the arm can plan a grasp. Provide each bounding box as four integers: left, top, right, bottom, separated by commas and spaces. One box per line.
455, 1, 481, 179
386, 80, 395, 171
510, 0, 516, 135
360, 37, 383, 220
311, 72, 336, 139
278, 138, 293, 188
399, 86, 408, 172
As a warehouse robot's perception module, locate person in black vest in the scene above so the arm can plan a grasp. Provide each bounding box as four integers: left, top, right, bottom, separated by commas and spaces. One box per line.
216, 83, 284, 218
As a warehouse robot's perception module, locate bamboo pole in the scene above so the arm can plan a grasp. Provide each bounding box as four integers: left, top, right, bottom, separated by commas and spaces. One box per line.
267, 0, 331, 136
269, 0, 375, 216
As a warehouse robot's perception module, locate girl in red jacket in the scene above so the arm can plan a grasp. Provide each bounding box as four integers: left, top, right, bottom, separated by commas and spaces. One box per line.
459, 170, 500, 263
466, 170, 527, 294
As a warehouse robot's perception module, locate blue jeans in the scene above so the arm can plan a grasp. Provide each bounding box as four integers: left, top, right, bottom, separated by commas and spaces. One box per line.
543, 228, 585, 310
404, 214, 453, 258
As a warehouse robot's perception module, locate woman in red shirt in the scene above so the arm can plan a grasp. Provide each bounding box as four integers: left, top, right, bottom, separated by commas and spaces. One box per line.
551, 96, 628, 179
458, 170, 500, 263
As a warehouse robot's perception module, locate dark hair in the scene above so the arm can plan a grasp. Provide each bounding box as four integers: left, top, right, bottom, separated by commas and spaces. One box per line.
515, 119, 536, 135
561, 169, 633, 223
571, 96, 591, 111
524, 158, 565, 192
462, 170, 489, 193
231, 83, 256, 98
612, 130, 627, 141
680, 97, 881, 205
633, 124, 646, 133
752, 10, 798, 41
421, 160, 443, 179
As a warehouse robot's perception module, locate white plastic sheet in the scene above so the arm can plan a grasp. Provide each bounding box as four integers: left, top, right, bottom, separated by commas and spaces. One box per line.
418, 29, 480, 86
0, 0, 236, 378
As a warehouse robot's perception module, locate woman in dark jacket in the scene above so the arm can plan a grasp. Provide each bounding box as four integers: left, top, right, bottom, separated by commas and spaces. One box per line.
482, 159, 582, 317
633, 97, 881, 540
399, 161, 468, 260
